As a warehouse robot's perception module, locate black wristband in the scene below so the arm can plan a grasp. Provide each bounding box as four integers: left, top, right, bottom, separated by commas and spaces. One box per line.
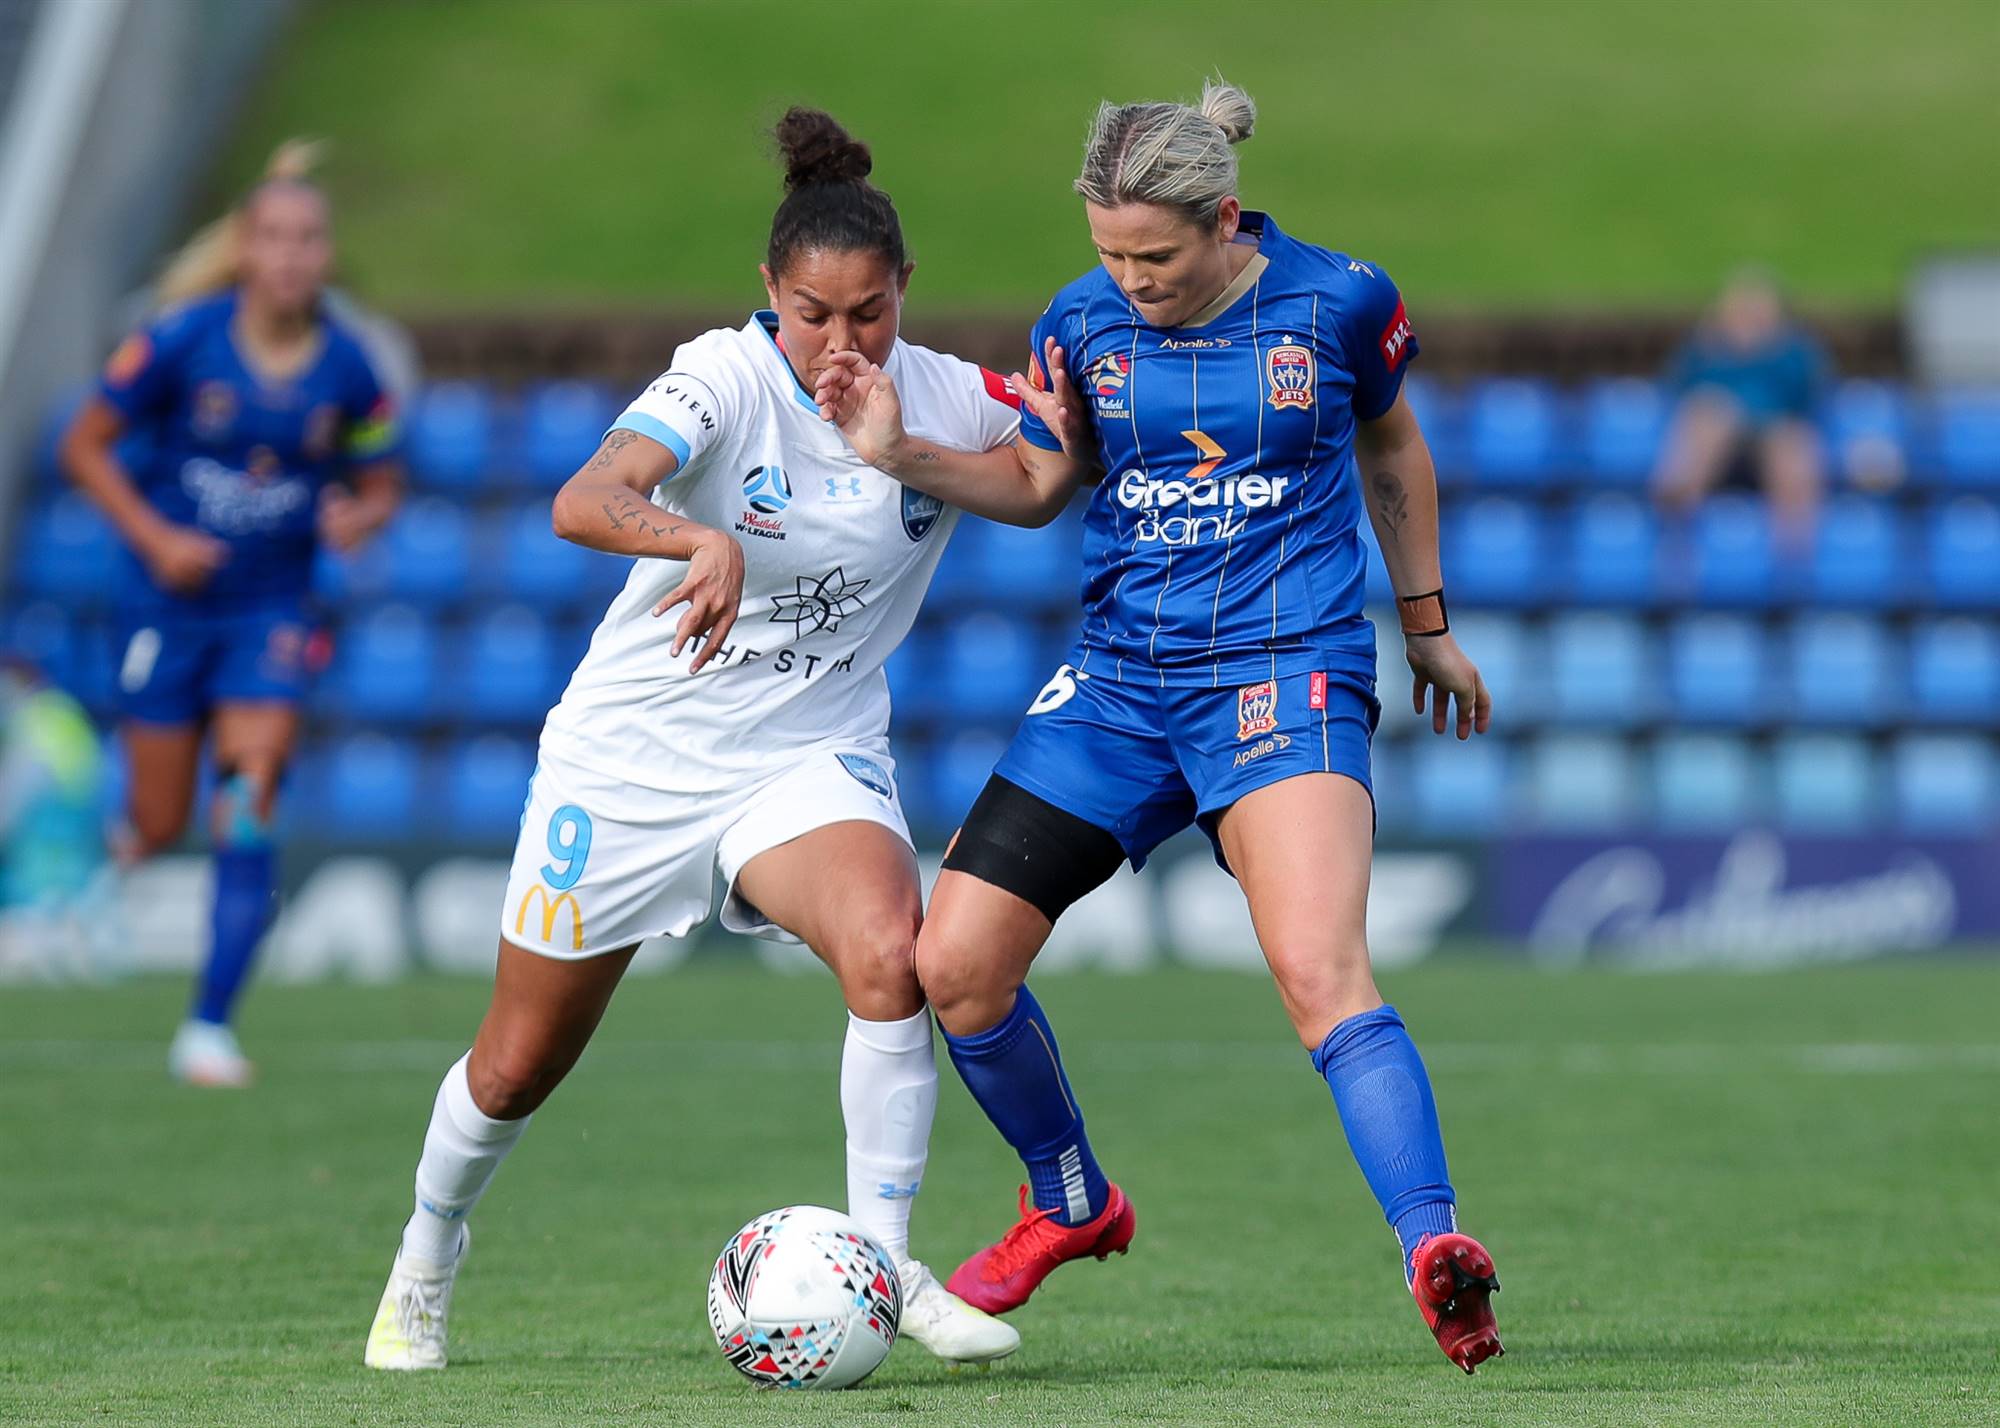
1398, 587, 1449, 637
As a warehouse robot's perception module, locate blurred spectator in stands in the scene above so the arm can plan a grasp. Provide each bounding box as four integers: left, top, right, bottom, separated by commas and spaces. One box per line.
1654, 268, 1830, 547
0, 657, 113, 978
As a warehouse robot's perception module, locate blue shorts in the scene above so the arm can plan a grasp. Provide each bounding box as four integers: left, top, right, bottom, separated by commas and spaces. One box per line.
992, 651, 1381, 871
114, 603, 321, 725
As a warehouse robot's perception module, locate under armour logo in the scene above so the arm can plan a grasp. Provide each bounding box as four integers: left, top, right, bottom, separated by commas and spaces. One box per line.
826, 475, 865, 500
876, 1180, 921, 1200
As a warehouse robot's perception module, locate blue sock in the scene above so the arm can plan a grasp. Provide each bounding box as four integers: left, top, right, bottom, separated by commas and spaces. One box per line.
191, 776, 278, 1028
1311, 1004, 1457, 1282
942, 985, 1109, 1226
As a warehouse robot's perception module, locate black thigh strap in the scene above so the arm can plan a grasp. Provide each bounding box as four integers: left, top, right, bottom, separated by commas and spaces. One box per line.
940, 774, 1127, 925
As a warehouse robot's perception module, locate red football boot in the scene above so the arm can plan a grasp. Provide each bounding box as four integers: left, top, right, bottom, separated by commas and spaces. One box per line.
945, 1183, 1137, 1314
1410, 1232, 1504, 1373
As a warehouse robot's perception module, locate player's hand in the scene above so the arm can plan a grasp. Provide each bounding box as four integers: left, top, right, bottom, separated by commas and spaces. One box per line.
652, 527, 745, 674
814, 350, 907, 468
316, 487, 376, 552
142, 523, 229, 594
1010, 337, 1093, 466
1407, 631, 1492, 740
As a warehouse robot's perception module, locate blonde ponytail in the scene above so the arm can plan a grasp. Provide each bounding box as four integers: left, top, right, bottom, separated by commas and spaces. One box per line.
154, 138, 327, 308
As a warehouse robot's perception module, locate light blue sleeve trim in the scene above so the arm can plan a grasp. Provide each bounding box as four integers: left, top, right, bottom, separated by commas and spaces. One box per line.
606, 410, 692, 467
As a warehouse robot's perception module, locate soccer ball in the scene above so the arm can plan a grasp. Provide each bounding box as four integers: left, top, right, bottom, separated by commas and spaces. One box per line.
706, 1205, 902, 1390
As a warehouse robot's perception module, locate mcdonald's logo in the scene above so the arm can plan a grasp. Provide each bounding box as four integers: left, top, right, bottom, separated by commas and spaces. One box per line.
515, 883, 585, 951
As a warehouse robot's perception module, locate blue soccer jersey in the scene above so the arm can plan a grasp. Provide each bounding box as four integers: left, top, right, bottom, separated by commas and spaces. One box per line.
98, 289, 400, 612
1020, 211, 1416, 686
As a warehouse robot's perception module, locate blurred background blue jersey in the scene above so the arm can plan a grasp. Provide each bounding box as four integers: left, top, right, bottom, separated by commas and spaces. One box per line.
1022, 213, 1416, 685
98, 290, 400, 614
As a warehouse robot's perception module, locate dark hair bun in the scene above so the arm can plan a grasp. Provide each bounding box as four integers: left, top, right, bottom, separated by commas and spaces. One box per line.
774, 106, 873, 192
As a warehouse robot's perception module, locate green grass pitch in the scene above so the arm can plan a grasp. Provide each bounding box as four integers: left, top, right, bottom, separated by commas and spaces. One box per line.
216, 0, 2000, 312
4, 962, 1996, 1425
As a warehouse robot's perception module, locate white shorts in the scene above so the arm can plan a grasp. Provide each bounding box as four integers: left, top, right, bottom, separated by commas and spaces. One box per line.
500, 737, 910, 959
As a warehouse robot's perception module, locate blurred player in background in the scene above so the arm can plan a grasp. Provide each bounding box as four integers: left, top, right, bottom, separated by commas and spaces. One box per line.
363, 109, 1022, 1373
817, 81, 1504, 1373
1653, 266, 1831, 546
58, 142, 404, 1086
0, 656, 111, 977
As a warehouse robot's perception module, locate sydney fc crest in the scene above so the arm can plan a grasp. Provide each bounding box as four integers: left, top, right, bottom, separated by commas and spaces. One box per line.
900, 485, 942, 541
1266, 343, 1314, 411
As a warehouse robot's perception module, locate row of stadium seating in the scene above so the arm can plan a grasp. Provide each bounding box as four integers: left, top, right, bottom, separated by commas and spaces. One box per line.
30, 377, 2000, 495
14, 489, 2000, 615
10, 599, 1995, 733
269, 726, 1996, 846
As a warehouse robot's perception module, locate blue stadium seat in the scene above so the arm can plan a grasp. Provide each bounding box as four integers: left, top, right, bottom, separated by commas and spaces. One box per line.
1772, 733, 1876, 830
484, 500, 603, 607
1909, 617, 1999, 723
407, 381, 497, 492
382, 497, 473, 605
1807, 497, 1903, 607
1785, 613, 1895, 726
1446, 498, 1544, 606
1688, 496, 1776, 606
1827, 380, 1912, 487
1925, 498, 2000, 608
882, 632, 937, 726
13, 494, 118, 605
1579, 378, 1667, 487
1408, 736, 1510, 835
926, 731, 1009, 836
320, 604, 436, 723
1666, 615, 1767, 724
939, 611, 1040, 723
1547, 612, 1652, 726
440, 735, 536, 844
523, 381, 617, 489
460, 606, 559, 723
957, 513, 1078, 610
320, 733, 423, 842
1465, 378, 1558, 487
32, 387, 87, 483
1525, 735, 1638, 829
1934, 390, 2000, 488
1566, 496, 1660, 606
1436, 613, 1536, 722
1653, 733, 1760, 831
1891, 734, 1996, 833
1400, 377, 1468, 488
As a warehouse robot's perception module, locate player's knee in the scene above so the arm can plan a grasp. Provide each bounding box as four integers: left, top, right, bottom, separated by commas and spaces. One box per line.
1269, 939, 1381, 1046
826, 908, 922, 1018
467, 1042, 562, 1120
126, 799, 188, 858
914, 927, 1014, 1034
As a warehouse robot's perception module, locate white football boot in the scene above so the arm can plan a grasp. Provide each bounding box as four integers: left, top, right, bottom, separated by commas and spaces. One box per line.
894, 1257, 1020, 1367
364, 1227, 469, 1370
168, 1019, 254, 1088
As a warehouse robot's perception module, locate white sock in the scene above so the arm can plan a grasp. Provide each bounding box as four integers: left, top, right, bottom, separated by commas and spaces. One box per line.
841, 1008, 937, 1263
400, 1053, 530, 1263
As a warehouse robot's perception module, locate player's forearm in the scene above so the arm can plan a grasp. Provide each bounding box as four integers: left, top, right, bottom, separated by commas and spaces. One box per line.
883, 436, 1074, 528
345, 464, 404, 540
551, 477, 721, 560
59, 428, 174, 556
1358, 429, 1443, 598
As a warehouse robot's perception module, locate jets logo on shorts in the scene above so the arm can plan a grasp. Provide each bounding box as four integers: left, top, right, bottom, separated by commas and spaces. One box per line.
901, 486, 942, 541
769, 567, 870, 635
1237, 681, 1278, 740
837, 754, 894, 798
742, 465, 792, 513
1266, 342, 1314, 411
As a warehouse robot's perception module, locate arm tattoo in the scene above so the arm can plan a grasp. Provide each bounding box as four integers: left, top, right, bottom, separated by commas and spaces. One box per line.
587, 428, 641, 472
602, 489, 682, 541
910, 449, 939, 463
1371, 470, 1410, 543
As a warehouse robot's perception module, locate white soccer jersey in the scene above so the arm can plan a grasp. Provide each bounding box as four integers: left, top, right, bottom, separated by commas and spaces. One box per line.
538, 312, 1021, 793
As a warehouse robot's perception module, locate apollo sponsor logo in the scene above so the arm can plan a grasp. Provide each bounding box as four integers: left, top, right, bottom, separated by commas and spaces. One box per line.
1114, 469, 1291, 546
178, 458, 310, 533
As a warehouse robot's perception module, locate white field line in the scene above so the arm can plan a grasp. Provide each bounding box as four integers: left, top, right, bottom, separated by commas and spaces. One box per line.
0, 1039, 1996, 1075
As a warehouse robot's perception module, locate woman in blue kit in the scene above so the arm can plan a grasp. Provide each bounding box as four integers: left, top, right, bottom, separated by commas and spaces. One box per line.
815, 82, 1503, 1371
60, 144, 403, 1086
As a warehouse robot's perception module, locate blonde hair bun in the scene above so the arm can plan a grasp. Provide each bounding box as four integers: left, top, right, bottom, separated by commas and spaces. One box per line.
1198, 79, 1256, 145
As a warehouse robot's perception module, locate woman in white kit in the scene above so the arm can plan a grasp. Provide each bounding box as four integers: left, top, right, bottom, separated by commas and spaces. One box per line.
364, 109, 1024, 1370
